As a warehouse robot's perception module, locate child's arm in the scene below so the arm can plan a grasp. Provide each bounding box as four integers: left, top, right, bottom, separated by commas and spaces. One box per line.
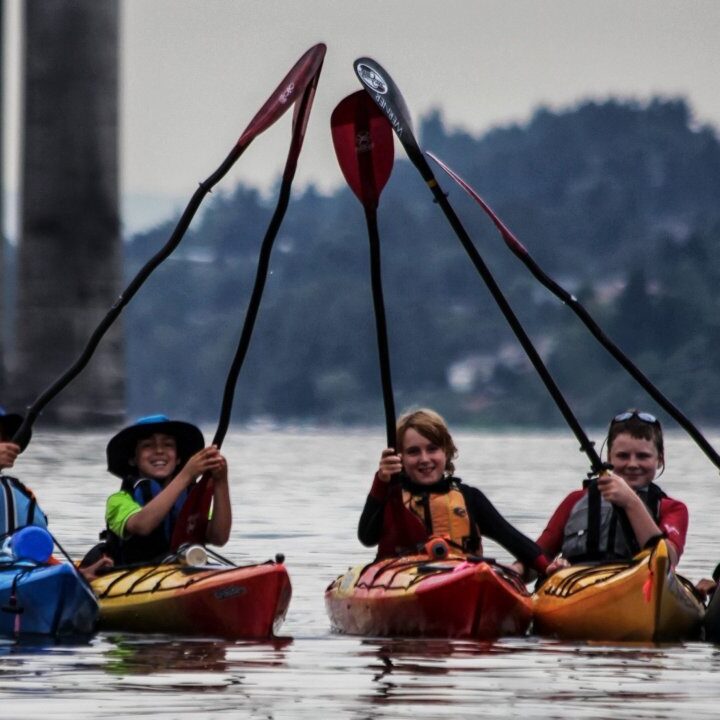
597, 473, 678, 564
206, 450, 231, 546
125, 447, 223, 537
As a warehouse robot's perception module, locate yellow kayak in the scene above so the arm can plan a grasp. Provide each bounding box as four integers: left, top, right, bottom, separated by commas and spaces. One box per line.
533, 539, 703, 642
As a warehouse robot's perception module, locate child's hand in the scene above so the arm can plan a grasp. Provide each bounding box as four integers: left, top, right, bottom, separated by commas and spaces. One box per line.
597, 471, 636, 508
378, 448, 402, 482
80, 555, 114, 581
0, 441, 20, 470
183, 446, 225, 483
209, 448, 228, 483
547, 557, 571, 575
695, 578, 717, 600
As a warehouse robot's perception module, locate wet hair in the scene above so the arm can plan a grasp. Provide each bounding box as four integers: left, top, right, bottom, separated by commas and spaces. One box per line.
607, 410, 665, 471
396, 408, 458, 475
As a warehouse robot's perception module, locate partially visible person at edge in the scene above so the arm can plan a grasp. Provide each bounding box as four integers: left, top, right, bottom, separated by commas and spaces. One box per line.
92, 415, 231, 566
517, 410, 687, 578
0, 407, 111, 580
357, 408, 550, 576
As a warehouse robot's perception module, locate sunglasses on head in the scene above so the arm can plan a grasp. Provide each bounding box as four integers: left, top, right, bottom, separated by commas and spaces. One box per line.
612, 411, 658, 424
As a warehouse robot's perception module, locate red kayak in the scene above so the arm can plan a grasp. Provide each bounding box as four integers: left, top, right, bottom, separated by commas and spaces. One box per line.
92, 555, 291, 639
325, 552, 532, 639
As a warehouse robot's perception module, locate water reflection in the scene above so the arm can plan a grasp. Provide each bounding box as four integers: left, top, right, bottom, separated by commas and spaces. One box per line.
5, 430, 720, 718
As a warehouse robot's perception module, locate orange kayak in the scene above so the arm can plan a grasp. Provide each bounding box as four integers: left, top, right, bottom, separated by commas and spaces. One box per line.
92, 556, 291, 639
325, 553, 532, 639
533, 539, 703, 642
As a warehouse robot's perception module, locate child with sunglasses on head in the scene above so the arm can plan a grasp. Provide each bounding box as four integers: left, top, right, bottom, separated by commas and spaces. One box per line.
525, 410, 687, 575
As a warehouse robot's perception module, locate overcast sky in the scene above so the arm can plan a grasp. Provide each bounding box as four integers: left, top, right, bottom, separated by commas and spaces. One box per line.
5, 0, 720, 232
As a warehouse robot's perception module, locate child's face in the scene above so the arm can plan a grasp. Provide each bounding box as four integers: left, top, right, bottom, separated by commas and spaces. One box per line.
134, 432, 179, 480
400, 427, 448, 485
608, 432, 661, 490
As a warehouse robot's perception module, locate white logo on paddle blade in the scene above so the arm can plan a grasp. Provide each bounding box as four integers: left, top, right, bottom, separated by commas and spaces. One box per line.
356, 130, 372, 152
356, 64, 388, 95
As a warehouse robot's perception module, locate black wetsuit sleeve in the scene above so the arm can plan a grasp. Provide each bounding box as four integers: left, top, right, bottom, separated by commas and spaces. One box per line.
358, 493, 385, 547
463, 485, 545, 567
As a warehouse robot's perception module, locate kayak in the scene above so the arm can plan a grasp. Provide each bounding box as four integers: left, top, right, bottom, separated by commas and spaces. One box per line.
0, 560, 99, 637
532, 539, 704, 642
91, 554, 291, 639
325, 553, 532, 639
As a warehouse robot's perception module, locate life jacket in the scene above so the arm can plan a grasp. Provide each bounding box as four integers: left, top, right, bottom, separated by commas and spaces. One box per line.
106, 477, 189, 565
400, 478, 481, 555
0, 475, 49, 541
561, 480, 666, 562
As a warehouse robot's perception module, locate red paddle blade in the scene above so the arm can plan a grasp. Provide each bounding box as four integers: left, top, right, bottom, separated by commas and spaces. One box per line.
170, 474, 214, 550
236, 43, 326, 149
331, 90, 394, 209
426, 151, 529, 256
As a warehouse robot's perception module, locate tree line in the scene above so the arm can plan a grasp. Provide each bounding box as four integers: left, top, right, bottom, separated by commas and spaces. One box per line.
118, 97, 720, 429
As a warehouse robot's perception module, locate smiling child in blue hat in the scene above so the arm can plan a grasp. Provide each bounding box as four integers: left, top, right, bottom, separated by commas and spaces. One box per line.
100, 414, 232, 564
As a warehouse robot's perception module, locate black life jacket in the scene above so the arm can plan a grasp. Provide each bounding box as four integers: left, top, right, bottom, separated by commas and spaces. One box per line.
105, 477, 189, 565
561, 480, 666, 562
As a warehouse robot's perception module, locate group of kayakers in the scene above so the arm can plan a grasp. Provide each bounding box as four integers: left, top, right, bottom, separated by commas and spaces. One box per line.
358, 406, 713, 595
0, 403, 716, 599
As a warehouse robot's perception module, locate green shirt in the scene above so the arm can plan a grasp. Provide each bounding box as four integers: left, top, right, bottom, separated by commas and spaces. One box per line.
106, 490, 142, 538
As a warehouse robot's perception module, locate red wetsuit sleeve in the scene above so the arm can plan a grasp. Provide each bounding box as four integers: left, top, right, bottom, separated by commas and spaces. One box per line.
535, 489, 586, 558
368, 472, 391, 501
658, 496, 688, 560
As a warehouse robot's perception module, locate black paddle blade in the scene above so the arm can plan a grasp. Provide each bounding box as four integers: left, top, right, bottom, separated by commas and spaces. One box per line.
331, 90, 394, 209
354, 57, 431, 179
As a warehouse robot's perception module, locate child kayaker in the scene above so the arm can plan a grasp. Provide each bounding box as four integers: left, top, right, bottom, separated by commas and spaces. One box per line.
1, 407, 111, 579
532, 410, 687, 574
358, 408, 550, 575
98, 414, 231, 564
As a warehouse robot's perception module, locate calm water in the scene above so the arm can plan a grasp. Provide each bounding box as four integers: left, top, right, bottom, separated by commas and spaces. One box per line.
3, 428, 720, 718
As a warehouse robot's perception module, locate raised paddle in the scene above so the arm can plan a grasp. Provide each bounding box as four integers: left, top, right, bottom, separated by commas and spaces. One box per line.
330, 90, 396, 447
12, 43, 327, 451
170, 48, 327, 550
426, 151, 720, 472
353, 57, 608, 476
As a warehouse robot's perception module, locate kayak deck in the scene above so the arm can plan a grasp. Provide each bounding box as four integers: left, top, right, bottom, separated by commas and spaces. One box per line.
92, 557, 291, 639
326, 554, 532, 639
533, 539, 703, 642
1, 561, 99, 637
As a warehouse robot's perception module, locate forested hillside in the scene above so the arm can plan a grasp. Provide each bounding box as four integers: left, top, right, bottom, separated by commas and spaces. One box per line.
124, 97, 720, 429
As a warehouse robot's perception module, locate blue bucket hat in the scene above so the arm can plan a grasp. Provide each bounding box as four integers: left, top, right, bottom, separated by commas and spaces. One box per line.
106, 414, 205, 479
0, 407, 31, 451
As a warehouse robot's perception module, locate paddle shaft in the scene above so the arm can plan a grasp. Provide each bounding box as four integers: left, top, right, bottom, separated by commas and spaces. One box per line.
427, 151, 720, 470
212, 70, 322, 448
354, 58, 605, 474
12, 147, 242, 450
364, 205, 397, 448
12, 44, 327, 450
330, 90, 397, 448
